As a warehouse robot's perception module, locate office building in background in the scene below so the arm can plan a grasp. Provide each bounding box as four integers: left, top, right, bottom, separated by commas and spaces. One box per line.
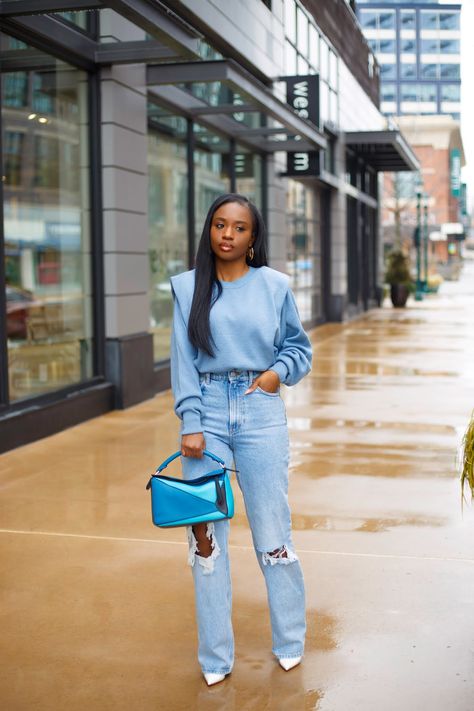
356, 1, 461, 119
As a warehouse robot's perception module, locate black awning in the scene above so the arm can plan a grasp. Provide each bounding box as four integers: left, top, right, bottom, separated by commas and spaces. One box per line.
0, 0, 201, 71
147, 59, 327, 153
345, 130, 420, 172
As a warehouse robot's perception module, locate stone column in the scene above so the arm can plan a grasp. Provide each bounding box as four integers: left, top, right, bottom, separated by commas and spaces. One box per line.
267, 155, 288, 274
100, 10, 154, 407
328, 136, 348, 321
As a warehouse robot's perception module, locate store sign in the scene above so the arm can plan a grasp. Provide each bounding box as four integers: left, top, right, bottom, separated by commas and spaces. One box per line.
450, 148, 461, 197
234, 153, 254, 178
284, 74, 320, 177
222, 153, 254, 179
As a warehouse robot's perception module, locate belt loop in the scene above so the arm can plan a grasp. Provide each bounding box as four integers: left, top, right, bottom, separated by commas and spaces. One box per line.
206, 372, 210, 385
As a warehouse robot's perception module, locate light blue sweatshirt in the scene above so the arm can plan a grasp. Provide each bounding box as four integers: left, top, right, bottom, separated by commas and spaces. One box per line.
170, 265, 312, 434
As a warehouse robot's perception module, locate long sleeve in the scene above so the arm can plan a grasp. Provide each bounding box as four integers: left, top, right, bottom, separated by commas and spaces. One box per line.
269, 288, 313, 386
170, 288, 204, 435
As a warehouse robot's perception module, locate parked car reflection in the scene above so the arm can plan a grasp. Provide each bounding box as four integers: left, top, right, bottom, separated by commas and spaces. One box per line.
6, 285, 84, 341
6, 285, 36, 339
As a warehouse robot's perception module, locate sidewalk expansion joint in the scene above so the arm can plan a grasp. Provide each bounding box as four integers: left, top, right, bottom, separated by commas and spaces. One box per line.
1, 528, 472, 565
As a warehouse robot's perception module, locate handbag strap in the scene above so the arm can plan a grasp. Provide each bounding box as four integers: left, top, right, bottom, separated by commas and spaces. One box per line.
156, 449, 225, 473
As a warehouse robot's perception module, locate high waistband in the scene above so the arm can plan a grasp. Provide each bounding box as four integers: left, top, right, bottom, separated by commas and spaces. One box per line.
199, 369, 262, 384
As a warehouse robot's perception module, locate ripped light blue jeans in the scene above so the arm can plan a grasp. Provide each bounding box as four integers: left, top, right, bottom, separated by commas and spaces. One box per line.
180, 369, 306, 675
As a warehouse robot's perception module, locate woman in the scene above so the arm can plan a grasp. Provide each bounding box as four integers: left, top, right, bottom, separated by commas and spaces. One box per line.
170, 193, 312, 686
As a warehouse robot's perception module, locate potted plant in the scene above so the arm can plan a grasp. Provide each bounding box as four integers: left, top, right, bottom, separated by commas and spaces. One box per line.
461, 411, 474, 501
385, 249, 413, 308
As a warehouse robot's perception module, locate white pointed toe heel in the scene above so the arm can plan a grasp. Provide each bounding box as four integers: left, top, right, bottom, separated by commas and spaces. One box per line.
204, 672, 226, 686
279, 656, 302, 671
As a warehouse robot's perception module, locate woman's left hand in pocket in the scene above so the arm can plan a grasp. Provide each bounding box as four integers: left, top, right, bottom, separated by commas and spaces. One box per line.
244, 370, 280, 395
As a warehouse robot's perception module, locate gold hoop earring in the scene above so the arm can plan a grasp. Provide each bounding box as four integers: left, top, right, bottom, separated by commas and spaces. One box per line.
247, 246, 254, 261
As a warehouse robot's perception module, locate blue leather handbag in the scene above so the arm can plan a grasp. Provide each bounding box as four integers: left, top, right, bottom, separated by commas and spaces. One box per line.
146, 450, 236, 528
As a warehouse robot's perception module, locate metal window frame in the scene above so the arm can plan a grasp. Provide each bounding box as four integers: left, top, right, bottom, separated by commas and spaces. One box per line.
88, 67, 106, 379
0, 72, 8, 409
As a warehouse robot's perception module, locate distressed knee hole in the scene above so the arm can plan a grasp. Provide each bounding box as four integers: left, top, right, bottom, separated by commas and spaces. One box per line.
262, 545, 298, 566
187, 523, 220, 575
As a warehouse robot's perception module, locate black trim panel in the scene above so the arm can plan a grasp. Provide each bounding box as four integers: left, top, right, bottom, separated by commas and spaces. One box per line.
0, 382, 114, 453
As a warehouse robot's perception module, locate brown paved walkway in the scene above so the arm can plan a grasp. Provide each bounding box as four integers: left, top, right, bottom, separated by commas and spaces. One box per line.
1, 262, 474, 711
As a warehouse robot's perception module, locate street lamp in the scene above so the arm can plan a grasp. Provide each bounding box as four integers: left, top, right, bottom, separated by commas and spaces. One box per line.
414, 185, 424, 301
422, 193, 429, 292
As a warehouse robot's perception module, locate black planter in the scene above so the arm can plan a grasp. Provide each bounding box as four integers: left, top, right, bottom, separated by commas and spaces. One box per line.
390, 284, 410, 308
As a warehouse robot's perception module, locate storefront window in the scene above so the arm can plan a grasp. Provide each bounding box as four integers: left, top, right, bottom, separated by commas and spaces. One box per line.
286, 181, 322, 323
147, 102, 188, 362
1, 32, 94, 402
235, 146, 263, 210
194, 124, 231, 248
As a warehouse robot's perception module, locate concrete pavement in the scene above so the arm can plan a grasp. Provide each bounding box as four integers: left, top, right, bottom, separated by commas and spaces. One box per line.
1, 261, 474, 711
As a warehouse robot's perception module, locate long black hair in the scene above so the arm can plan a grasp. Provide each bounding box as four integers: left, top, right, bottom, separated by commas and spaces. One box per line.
188, 193, 268, 357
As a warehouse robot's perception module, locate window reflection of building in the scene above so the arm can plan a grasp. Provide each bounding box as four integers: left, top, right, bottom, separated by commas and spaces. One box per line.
194, 124, 231, 245
235, 146, 263, 210
147, 103, 188, 362
1, 32, 93, 402
286, 180, 322, 323
146, 103, 263, 363
358, 3, 461, 120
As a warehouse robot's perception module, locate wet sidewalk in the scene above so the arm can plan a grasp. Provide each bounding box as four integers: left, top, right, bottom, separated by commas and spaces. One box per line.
1, 262, 474, 711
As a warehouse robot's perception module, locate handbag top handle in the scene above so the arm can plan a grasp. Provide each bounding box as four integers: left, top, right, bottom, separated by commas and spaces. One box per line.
156, 449, 225, 474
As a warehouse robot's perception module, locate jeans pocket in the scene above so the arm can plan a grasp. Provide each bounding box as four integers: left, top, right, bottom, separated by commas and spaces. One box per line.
255, 385, 280, 398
